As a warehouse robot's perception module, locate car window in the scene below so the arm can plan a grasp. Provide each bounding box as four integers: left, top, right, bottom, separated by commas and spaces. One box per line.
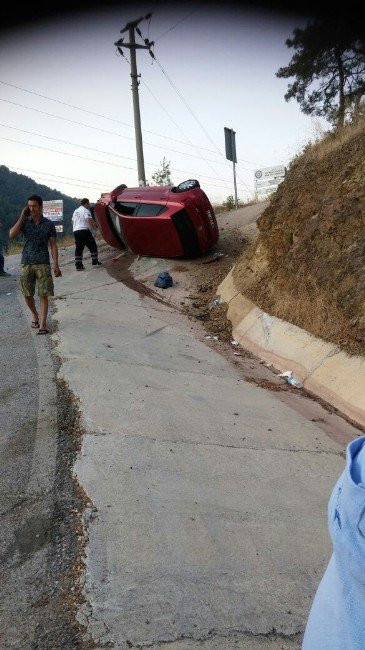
135, 203, 167, 217
108, 207, 122, 235
113, 201, 137, 216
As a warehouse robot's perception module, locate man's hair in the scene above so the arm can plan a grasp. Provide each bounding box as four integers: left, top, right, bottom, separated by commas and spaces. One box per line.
81, 198, 89, 206
27, 194, 43, 206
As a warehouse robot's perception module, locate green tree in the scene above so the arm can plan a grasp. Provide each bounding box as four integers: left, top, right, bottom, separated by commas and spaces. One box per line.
151, 157, 172, 186
276, 18, 365, 128
224, 195, 235, 210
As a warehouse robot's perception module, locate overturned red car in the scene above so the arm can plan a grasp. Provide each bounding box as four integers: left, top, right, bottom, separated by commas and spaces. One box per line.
93, 179, 219, 258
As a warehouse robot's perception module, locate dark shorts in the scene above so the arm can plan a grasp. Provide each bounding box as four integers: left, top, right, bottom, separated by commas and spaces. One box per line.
20, 264, 54, 297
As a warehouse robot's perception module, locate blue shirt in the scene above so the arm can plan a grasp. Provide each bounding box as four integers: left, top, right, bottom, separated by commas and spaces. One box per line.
303, 435, 365, 650
20, 216, 56, 265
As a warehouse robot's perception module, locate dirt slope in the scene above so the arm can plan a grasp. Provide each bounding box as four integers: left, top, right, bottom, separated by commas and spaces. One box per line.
232, 120, 365, 357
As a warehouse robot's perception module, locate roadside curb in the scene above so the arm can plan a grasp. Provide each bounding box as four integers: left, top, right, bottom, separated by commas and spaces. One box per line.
218, 268, 365, 429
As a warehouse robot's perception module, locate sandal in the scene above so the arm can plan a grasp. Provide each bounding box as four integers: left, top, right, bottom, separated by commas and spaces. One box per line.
36, 329, 49, 335
31, 320, 40, 329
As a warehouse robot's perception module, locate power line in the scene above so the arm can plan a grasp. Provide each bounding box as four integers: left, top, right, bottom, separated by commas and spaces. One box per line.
117, 50, 230, 186
0, 123, 141, 164
0, 122, 241, 183
0, 79, 263, 165
1, 136, 251, 192
0, 136, 135, 170
139, 78, 229, 185
135, 27, 259, 189
0, 80, 266, 185
133, 29, 259, 192
153, 54, 224, 158
0, 80, 226, 154
154, 10, 198, 42
150, 53, 254, 191
8, 166, 108, 189
0, 98, 252, 168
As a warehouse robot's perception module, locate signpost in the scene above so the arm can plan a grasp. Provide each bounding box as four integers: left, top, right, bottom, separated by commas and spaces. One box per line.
254, 165, 286, 200
224, 127, 238, 210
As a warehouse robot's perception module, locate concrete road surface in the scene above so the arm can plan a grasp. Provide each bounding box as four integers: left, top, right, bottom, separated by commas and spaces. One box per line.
49, 241, 363, 650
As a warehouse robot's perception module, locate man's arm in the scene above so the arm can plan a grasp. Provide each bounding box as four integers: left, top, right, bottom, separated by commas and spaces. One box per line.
85, 217, 94, 232
9, 207, 28, 239
49, 237, 62, 277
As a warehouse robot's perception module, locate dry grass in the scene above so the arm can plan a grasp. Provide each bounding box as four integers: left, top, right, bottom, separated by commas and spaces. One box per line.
297, 118, 365, 163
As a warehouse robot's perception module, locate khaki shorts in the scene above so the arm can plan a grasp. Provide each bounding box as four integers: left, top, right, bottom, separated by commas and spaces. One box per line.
20, 264, 54, 297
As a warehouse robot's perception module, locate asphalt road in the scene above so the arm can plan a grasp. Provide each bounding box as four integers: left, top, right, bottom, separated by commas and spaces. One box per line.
0, 257, 83, 647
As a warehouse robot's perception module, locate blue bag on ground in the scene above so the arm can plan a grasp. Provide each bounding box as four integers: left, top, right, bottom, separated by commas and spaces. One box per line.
154, 271, 173, 289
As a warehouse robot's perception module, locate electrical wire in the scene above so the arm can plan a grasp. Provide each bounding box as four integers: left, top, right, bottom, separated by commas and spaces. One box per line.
8, 173, 103, 191
0, 79, 227, 154
154, 10, 198, 42
151, 53, 254, 191
134, 25, 260, 191
1, 136, 251, 191
8, 165, 108, 189
0, 136, 135, 170
116, 50, 230, 186
0, 98, 254, 169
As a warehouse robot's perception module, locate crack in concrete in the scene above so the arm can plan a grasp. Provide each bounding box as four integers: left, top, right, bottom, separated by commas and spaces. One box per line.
98, 432, 343, 456
121, 625, 303, 648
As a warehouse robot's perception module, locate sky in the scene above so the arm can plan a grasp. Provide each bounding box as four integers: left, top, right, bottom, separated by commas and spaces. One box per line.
0, 0, 330, 206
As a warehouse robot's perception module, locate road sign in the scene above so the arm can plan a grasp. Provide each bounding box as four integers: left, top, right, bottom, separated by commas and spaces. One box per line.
43, 199, 63, 221
224, 127, 237, 163
254, 165, 286, 200
224, 126, 238, 209
254, 165, 285, 180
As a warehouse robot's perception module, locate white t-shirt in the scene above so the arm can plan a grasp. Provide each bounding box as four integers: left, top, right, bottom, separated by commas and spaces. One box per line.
72, 206, 92, 232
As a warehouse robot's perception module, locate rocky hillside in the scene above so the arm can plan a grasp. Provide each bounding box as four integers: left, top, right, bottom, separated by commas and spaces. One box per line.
232, 120, 365, 357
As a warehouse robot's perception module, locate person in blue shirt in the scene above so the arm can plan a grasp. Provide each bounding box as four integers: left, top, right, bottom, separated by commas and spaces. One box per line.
303, 434, 365, 650
9, 194, 62, 334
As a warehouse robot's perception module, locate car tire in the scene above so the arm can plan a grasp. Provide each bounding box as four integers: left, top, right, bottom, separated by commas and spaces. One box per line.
172, 179, 200, 193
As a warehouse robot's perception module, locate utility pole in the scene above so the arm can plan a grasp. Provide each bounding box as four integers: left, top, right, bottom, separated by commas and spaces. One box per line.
115, 14, 154, 187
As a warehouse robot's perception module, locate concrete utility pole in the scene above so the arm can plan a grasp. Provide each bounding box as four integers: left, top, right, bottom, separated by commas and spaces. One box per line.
115, 14, 153, 187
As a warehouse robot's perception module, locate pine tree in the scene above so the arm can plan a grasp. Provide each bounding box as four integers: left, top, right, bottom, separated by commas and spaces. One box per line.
276, 18, 365, 128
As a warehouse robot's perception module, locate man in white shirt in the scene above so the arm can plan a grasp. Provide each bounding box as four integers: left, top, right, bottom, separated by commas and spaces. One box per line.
72, 198, 101, 270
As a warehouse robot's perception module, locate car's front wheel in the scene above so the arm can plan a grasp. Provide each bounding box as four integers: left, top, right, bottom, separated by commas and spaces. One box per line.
172, 179, 200, 193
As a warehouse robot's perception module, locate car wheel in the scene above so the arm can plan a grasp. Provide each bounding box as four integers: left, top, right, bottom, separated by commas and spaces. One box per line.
172, 179, 200, 193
